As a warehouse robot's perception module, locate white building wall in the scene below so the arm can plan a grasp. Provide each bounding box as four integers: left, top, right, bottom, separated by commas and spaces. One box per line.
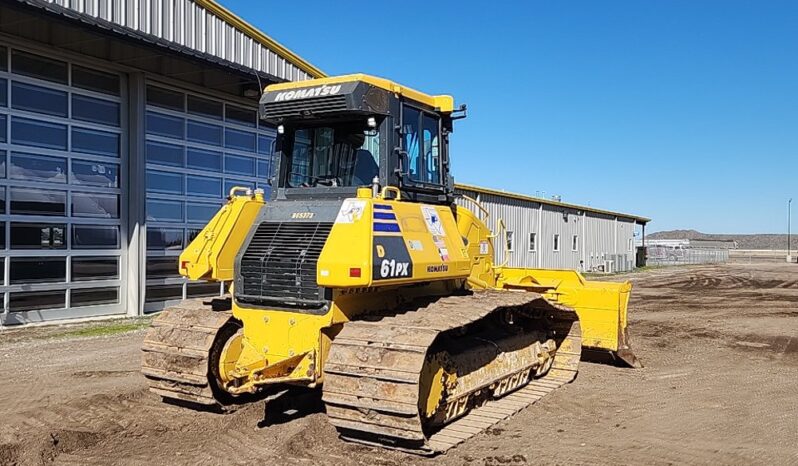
614, 218, 636, 272
539, 205, 582, 270
455, 187, 640, 272
584, 212, 615, 271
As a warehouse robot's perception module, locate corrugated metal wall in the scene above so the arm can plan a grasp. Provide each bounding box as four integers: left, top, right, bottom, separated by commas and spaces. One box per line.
36, 0, 314, 82
584, 212, 616, 271
455, 188, 638, 272
539, 204, 582, 270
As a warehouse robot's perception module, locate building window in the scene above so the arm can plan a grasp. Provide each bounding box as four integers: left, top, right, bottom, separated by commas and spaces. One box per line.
11, 50, 68, 84
629, 238, 634, 251
553, 234, 560, 252
572, 235, 579, 252
71, 287, 119, 307
528, 233, 537, 252
506, 231, 514, 252
10, 257, 66, 284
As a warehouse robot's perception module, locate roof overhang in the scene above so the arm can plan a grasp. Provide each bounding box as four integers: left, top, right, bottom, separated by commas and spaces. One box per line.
9, 0, 323, 86
0, 0, 283, 98
196, 0, 325, 79
455, 182, 651, 224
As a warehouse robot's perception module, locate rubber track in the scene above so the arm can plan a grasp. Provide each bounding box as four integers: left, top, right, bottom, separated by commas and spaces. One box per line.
141, 299, 231, 407
322, 290, 582, 454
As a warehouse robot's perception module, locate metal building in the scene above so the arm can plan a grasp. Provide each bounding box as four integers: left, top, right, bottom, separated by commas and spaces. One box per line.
0, 0, 322, 325
455, 184, 650, 273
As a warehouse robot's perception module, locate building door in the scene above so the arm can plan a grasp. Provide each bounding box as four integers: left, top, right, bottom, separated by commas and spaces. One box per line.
0, 45, 127, 324
142, 82, 276, 312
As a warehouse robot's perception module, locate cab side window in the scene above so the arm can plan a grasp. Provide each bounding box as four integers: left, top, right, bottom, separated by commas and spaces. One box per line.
422, 114, 440, 184
403, 106, 421, 181
402, 105, 441, 185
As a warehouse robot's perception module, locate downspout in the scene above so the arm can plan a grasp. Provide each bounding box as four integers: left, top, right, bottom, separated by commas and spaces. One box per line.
582, 210, 587, 271
537, 203, 543, 268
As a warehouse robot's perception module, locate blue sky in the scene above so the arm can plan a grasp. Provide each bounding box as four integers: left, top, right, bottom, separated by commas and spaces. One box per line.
222, 1, 797, 233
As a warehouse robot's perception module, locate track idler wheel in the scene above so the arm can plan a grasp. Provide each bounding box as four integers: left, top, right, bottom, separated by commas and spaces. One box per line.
207, 320, 247, 406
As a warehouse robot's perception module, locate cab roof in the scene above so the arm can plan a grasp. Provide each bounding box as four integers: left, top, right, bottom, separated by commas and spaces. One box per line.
264, 74, 455, 113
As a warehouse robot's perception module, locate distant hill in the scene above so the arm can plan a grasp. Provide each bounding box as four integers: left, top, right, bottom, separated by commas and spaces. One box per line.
648, 230, 791, 250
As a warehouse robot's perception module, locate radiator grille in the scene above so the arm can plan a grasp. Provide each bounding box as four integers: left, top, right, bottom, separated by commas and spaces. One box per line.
238, 222, 333, 307
262, 95, 349, 120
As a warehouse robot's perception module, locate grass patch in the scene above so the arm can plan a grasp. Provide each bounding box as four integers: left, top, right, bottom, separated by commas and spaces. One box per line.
56, 318, 152, 339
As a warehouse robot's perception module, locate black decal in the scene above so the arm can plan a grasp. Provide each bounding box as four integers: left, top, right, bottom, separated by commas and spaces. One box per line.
373, 236, 413, 280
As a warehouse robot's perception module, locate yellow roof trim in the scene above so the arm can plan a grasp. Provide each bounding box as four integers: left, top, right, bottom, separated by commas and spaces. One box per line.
265, 74, 455, 112
196, 0, 326, 79
455, 183, 651, 224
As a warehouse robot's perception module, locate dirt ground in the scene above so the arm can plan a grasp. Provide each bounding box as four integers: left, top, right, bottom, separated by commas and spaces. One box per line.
1, 263, 796, 466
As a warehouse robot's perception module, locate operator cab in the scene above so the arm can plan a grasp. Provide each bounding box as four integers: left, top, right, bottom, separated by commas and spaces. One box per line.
259, 74, 462, 205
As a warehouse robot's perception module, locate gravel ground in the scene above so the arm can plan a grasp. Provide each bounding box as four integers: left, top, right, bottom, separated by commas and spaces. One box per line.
0, 263, 796, 465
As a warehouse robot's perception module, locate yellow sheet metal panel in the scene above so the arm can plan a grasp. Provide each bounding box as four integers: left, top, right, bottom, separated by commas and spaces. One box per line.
453, 204, 499, 288
179, 191, 265, 281
317, 197, 471, 288
231, 304, 330, 382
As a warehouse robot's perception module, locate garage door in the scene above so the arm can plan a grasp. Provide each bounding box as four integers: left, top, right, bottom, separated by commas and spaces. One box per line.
143, 82, 276, 311
0, 44, 127, 324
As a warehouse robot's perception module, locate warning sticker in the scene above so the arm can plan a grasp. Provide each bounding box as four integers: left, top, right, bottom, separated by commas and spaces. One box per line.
421, 206, 446, 237
479, 240, 489, 255
431, 236, 449, 261
407, 240, 424, 251
336, 199, 366, 224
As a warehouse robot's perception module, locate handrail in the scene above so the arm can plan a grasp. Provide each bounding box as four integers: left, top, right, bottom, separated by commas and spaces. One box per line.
228, 186, 252, 198
460, 194, 489, 222
491, 218, 510, 268
379, 186, 402, 201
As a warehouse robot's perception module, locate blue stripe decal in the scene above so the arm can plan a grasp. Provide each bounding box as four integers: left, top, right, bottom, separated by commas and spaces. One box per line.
373, 212, 397, 220
374, 204, 393, 211
373, 223, 401, 233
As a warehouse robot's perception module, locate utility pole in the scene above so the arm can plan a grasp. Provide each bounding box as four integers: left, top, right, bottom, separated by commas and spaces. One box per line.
788, 198, 793, 263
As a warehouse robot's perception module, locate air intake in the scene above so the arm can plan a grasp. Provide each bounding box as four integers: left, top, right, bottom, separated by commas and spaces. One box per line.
262, 95, 349, 120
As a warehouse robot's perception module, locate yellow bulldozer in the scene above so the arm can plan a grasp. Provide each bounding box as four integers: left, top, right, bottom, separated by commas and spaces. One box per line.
142, 74, 639, 454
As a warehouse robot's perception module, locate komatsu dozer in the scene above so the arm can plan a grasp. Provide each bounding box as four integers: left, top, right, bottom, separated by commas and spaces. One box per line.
142, 74, 640, 454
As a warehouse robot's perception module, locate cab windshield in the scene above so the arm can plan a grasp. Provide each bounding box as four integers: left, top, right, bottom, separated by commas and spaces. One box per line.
286, 123, 380, 188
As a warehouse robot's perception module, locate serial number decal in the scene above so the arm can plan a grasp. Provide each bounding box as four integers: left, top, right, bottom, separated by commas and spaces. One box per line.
426, 264, 449, 273
380, 259, 410, 278
291, 212, 315, 219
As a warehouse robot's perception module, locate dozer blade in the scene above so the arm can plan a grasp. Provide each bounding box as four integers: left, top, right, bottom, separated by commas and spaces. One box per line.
495, 267, 642, 368
615, 347, 642, 368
